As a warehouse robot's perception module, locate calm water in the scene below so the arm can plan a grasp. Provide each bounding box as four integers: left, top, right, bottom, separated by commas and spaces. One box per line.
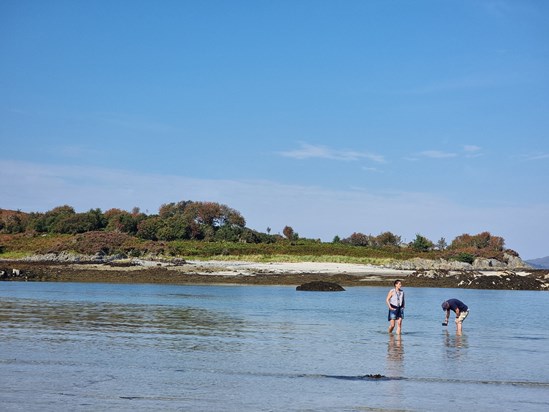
1, 282, 548, 411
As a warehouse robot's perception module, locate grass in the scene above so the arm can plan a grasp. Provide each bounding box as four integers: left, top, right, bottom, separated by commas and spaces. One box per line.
0, 232, 465, 264
0, 251, 31, 259
190, 254, 394, 265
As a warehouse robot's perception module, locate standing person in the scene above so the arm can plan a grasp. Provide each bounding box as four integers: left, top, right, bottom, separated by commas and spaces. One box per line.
442, 299, 469, 335
386, 280, 405, 334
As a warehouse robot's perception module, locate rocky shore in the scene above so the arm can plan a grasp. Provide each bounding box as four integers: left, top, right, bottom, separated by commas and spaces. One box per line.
1, 254, 548, 290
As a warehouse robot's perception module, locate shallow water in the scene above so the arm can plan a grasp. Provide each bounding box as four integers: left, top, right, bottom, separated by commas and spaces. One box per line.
1, 282, 548, 411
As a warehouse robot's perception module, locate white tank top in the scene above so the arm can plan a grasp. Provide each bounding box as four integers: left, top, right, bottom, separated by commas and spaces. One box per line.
389, 289, 403, 307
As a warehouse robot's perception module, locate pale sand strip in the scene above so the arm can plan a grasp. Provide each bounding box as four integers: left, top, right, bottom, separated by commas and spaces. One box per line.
184, 260, 414, 277
65, 259, 540, 280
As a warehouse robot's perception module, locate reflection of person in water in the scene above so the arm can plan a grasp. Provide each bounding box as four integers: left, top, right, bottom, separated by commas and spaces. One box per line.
387, 333, 404, 378
387, 333, 404, 362
444, 330, 468, 359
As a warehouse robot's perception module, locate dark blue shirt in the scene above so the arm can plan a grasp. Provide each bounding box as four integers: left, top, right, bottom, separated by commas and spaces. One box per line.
446, 299, 468, 312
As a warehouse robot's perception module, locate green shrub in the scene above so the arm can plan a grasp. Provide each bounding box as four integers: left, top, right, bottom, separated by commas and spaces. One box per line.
451, 252, 475, 264
410, 234, 434, 252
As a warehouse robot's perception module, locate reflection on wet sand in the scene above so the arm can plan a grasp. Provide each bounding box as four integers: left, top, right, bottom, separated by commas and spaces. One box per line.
386, 333, 404, 404
444, 330, 468, 347
0, 298, 250, 351
444, 330, 468, 359
387, 333, 404, 369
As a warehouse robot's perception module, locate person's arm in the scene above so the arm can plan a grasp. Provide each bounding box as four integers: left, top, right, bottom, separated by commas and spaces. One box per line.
386, 290, 394, 309
455, 307, 460, 318
444, 309, 450, 323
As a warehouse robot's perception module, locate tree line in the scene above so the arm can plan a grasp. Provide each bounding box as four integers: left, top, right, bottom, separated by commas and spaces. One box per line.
0, 200, 516, 261
0, 201, 266, 243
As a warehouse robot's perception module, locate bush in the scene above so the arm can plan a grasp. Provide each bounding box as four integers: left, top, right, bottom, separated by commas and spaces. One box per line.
344, 232, 372, 247
410, 234, 433, 252
136, 216, 163, 240
72, 231, 133, 255
375, 231, 401, 247
451, 252, 475, 264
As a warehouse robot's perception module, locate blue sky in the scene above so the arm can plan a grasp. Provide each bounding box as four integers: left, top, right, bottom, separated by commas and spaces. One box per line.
1, 1, 548, 259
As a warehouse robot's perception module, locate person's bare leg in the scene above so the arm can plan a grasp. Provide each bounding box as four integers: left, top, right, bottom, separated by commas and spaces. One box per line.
396, 318, 402, 334
388, 319, 395, 333
456, 319, 462, 335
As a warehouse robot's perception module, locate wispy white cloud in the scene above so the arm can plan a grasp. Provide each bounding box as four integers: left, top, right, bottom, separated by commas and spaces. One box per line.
412, 146, 482, 160
361, 166, 381, 173
54, 145, 101, 159
464, 145, 481, 152
522, 152, 549, 161
279, 142, 385, 163
463, 145, 483, 158
417, 150, 458, 159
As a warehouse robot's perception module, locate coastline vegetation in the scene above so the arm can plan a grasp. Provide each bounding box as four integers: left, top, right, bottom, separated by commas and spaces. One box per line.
0, 200, 519, 264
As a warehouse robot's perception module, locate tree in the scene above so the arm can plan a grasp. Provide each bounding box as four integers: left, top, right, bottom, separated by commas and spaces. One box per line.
156, 216, 190, 241
375, 231, 401, 247
136, 216, 163, 240
410, 234, 433, 252
36, 205, 76, 233
282, 226, 294, 240
185, 202, 245, 228
51, 213, 99, 234
105, 209, 138, 234
158, 201, 191, 218
157, 201, 247, 240
84, 208, 107, 231
449, 232, 505, 257
436, 237, 447, 251
27, 212, 46, 232
3, 213, 24, 234
214, 224, 242, 242
344, 232, 372, 247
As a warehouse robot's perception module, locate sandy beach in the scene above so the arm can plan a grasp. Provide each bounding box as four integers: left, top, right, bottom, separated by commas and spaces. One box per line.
1, 259, 548, 290
183, 260, 415, 277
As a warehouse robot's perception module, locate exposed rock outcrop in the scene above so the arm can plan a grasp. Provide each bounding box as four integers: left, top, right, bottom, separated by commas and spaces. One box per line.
411, 269, 547, 290
296, 281, 345, 291
386, 256, 530, 271
19, 253, 187, 267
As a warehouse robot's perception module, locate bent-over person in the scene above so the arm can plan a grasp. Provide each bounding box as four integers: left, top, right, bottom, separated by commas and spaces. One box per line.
442, 298, 469, 335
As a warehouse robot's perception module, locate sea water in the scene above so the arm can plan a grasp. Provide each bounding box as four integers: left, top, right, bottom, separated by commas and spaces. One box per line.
1, 282, 548, 411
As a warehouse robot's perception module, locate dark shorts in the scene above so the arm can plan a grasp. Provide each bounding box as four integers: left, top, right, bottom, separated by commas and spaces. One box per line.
388, 306, 404, 321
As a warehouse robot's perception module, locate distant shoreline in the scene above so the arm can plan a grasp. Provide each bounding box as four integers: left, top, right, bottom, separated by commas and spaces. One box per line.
1, 259, 548, 290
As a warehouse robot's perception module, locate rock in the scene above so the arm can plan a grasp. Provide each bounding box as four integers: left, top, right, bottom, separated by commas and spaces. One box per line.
386, 256, 532, 271
386, 258, 473, 270
472, 258, 506, 269
363, 374, 385, 379
296, 281, 345, 292
171, 258, 187, 266
465, 272, 544, 290
504, 253, 530, 269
